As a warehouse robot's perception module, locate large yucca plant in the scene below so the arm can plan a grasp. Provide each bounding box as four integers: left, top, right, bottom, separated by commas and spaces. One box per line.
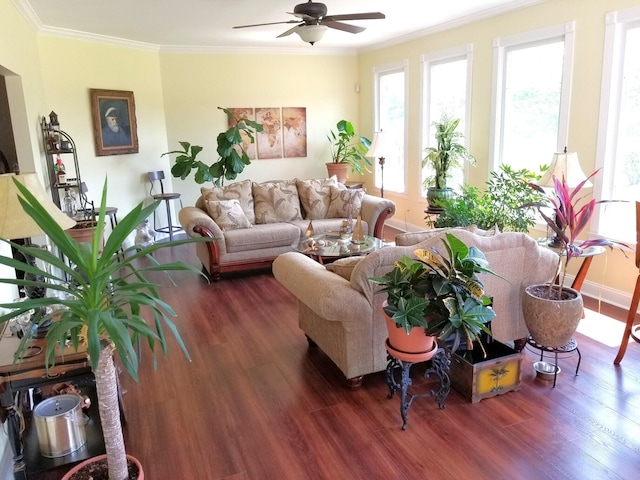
0, 177, 210, 480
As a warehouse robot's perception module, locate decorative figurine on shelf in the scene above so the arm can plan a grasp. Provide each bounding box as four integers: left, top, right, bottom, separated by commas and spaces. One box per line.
134, 219, 155, 249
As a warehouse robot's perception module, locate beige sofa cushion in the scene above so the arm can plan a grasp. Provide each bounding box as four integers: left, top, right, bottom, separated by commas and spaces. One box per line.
326, 186, 365, 218
200, 179, 255, 224
296, 176, 338, 219
394, 225, 500, 246
253, 180, 302, 224
204, 199, 252, 231
325, 256, 364, 281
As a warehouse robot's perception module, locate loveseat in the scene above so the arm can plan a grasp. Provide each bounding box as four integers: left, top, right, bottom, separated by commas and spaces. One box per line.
272, 228, 559, 387
178, 178, 396, 279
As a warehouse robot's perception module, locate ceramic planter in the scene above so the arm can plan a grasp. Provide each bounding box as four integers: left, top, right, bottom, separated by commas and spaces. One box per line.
326, 162, 348, 184
61, 453, 144, 480
522, 283, 583, 348
426, 187, 454, 210
383, 310, 436, 360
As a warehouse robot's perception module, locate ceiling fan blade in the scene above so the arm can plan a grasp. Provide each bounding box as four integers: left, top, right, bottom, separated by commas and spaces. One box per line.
277, 25, 303, 38
233, 20, 300, 29
322, 21, 365, 34
324, 12, 385, 22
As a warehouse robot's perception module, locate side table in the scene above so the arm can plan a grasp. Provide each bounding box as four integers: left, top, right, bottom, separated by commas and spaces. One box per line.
385, 340, 451, 430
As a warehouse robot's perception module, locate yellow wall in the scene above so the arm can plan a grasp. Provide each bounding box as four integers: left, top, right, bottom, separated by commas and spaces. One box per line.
159, 52, 361, 206
357, 0, 639, 306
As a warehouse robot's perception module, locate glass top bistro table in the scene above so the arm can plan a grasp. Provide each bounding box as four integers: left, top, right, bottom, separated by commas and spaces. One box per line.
292, 233, 385, 264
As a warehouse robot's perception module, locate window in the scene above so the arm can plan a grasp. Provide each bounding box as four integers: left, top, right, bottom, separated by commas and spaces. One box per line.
595, 8, 640, 243
491, 23, 575, 171
421, 45, 473, 194
373, 61, 407, 195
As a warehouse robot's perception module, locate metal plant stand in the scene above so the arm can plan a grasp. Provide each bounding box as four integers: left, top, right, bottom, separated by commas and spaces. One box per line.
385, 347, 451, 430
526, 336, 581, 387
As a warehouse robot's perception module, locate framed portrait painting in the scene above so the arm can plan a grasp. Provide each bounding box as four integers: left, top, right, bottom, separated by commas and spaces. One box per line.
90, 89, 139, 156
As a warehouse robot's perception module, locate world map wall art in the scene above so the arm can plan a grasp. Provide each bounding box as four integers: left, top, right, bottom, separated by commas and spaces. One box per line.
227, 107, 307, 160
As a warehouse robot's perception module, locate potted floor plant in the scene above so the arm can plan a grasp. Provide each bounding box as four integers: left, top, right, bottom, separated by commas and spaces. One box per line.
164, 107, 263, 187
521, 169, 628, 347
0, 178, 210, 479
326, 119, 371, 183
369, 233, 502, 355
422, 115, 475, 210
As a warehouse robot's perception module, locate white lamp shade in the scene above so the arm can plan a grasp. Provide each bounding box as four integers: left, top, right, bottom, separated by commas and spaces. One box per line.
0, 173, 76, 240
296, 25, 327, 44
367, 131, 388, 159
537, 150, 591, 188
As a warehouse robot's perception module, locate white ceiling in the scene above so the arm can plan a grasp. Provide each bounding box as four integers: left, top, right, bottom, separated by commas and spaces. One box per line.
17, 0, 547, 53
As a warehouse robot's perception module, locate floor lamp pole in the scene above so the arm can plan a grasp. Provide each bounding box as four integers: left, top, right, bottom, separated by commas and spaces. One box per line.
378, 157, 385, 198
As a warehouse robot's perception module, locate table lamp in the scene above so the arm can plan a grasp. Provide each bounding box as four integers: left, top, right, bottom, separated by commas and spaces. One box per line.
367, 131, 387, 198
0, 173, 76, 332
537, 147, 590, 247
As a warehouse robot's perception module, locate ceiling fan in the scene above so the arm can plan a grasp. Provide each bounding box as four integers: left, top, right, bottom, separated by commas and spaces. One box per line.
233, 1, 385, 45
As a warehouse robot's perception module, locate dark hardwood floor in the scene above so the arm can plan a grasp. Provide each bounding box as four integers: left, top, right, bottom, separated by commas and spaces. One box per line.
30, 239, 640, 480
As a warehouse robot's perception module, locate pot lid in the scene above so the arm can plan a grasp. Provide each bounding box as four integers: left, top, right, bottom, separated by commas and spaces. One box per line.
33, 394, 81, 417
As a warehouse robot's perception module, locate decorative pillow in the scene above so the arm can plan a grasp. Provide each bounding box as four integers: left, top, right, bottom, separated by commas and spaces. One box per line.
200, 179, 255, 224
326, 186, 365, 219
325, 256, 363, 281
296, 176, 338, 219
204, 199, 252, 231
252, 180, 302, 224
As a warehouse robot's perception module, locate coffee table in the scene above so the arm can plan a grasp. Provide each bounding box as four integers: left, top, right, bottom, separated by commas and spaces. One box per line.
292, 233, 384, 264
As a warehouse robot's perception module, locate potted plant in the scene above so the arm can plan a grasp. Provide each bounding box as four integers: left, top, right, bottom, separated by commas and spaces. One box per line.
164, 107, 263, 186
521, 169, 628, 347
427, 165, 546, 232
422, 115, 475, 210
326, 119, 371, 183
369, 233, 501, 355
0, 178, 210, 479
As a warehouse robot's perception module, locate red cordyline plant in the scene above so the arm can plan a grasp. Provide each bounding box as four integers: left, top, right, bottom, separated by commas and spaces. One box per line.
523, 169, 628, 297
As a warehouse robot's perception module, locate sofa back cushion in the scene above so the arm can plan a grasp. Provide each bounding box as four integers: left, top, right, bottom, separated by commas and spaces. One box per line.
253, 180, 302, 224
199, 179, 255, 224
204, 199, 252, 231
296, 176, 338, 219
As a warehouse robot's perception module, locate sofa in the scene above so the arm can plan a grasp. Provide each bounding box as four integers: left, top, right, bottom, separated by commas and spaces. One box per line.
178, 178, 396, 279
272, 228, 559, 387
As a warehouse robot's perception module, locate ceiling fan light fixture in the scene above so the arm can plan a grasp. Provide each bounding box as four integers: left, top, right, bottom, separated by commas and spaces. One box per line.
296, 24, 327, 45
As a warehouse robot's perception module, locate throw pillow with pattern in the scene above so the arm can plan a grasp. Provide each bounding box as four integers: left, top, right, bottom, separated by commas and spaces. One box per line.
200, 179, 255, 224
326, 186, 365, 219
204, 199, 252, 231
296, 176, 338, 219
252, 180, 302, 224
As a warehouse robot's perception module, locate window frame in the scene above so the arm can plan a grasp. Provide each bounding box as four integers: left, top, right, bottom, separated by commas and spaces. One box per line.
593, 7, 640, 242
420, 44, 473, 197
373, 60, 409, 195
489, 22, 575, 172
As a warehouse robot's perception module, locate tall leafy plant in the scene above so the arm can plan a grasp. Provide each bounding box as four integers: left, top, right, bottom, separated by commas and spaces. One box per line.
327, 119, 372, 174
0, 178, 210, 479
164, 107, 263, 186
523, 169, 628, 296
369, 233, 503, 352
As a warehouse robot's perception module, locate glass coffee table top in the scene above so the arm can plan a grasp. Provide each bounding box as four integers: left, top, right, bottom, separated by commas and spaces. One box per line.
292, 234, 384, 259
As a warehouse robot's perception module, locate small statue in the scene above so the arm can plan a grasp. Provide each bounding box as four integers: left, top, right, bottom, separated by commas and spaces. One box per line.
134, 219, 155, 248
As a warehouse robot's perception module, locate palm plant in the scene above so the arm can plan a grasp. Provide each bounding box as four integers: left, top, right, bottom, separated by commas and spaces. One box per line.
0, 178, 210, 479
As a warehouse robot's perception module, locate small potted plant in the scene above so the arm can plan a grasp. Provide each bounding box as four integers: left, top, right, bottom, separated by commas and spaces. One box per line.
369, 233, 501, 355
326, 119, 371, 183
422, 115, 475, 210
164, 107, 263, 186
521, 169, 628, 347
0, 178, 210, 479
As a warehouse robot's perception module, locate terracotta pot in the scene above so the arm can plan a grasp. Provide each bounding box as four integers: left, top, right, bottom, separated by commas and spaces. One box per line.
383, 309, 435, 355
522, 283, 583, 348
62, 454, 144, 480
326, 162, 348, 184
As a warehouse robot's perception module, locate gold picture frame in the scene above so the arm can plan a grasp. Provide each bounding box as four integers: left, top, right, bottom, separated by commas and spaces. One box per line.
90, 89, 139, 156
